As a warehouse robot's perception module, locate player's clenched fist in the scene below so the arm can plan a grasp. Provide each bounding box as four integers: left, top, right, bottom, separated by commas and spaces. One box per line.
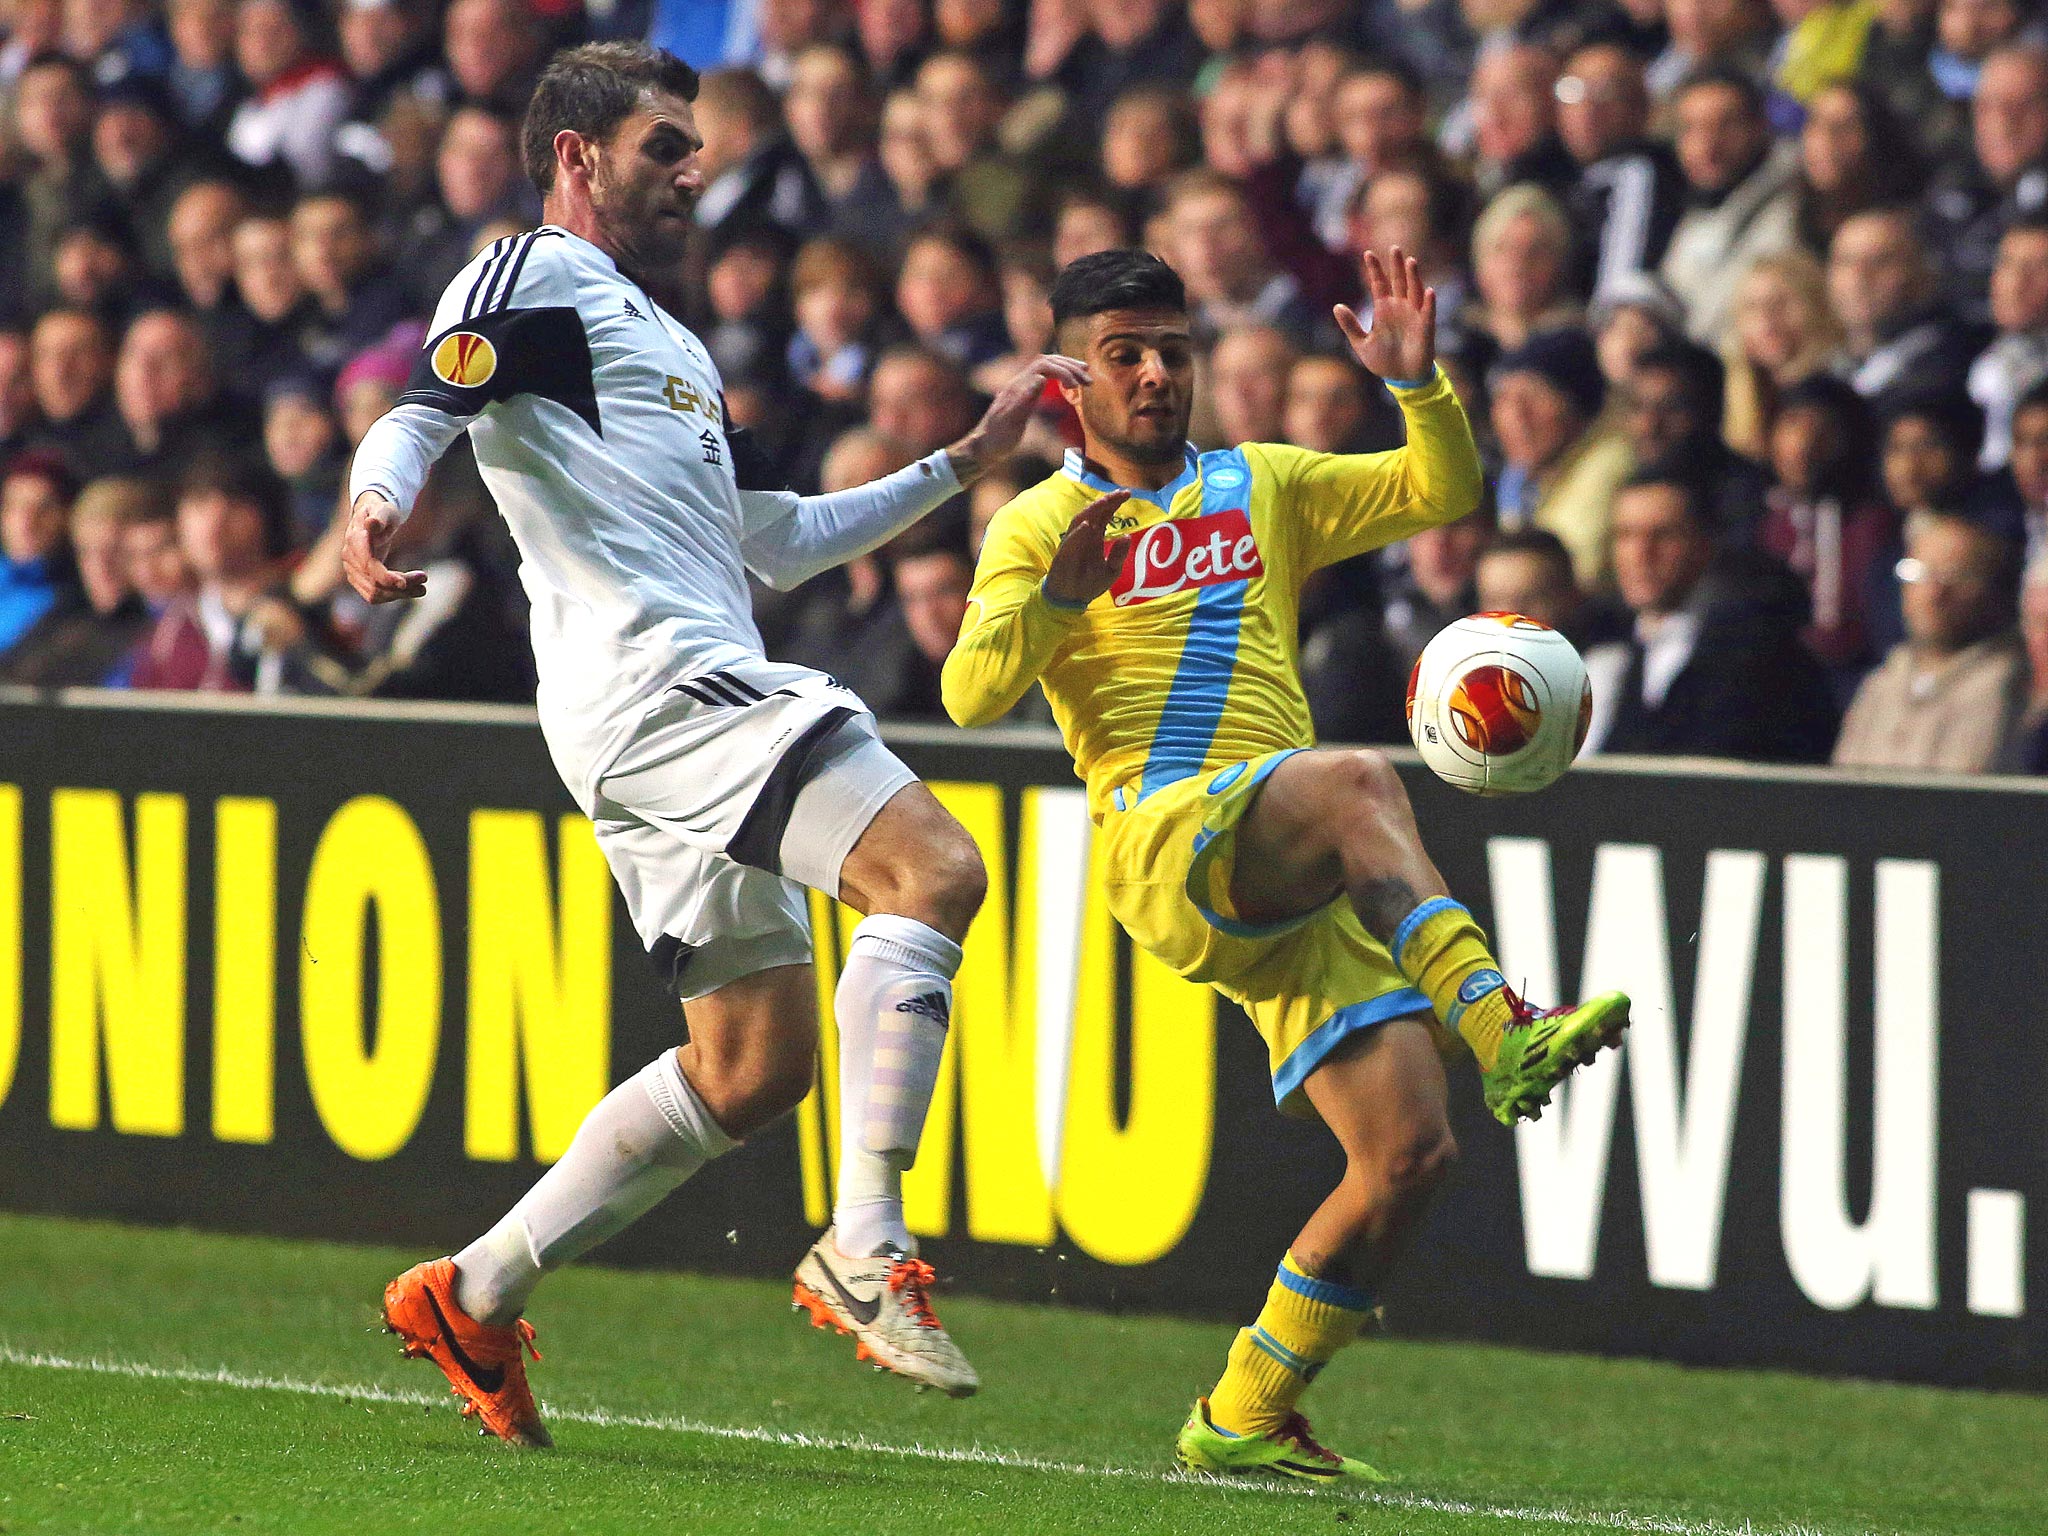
1042, 488, 1132, 608
343, 490, 429, 604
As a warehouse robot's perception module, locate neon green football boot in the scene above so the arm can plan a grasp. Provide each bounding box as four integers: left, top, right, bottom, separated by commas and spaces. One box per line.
1175, 1398, 1390, 1485
1480, 988, 1631, 1126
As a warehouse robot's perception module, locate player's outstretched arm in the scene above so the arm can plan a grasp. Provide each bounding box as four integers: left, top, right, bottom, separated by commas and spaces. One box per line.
343, 490, 428, 604
943, 355, 1090, 485
343, 400, 470, 603
942, 490, 1129, 728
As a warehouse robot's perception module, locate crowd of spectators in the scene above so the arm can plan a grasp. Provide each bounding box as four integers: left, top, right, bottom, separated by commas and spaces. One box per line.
7, 0, 2048, 774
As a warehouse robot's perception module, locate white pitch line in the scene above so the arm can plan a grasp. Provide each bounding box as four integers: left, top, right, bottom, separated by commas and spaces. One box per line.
0, 1344, 1862, 1536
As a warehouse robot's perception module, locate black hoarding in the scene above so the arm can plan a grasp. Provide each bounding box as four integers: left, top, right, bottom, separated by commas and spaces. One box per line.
0, 692, 2040, 1388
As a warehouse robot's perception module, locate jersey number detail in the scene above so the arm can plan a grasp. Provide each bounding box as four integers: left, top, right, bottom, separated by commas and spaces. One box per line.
1110, 506, 1264, 606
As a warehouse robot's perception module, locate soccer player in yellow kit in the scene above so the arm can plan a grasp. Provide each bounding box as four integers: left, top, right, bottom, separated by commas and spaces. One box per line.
942, 248, 1630, 1482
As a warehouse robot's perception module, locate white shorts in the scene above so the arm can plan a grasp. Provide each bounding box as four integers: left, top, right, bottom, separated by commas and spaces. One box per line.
589, 659, 918, 1000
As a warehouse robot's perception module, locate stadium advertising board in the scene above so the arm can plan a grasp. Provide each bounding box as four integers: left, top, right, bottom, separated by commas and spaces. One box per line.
0, 693, 2039, 1389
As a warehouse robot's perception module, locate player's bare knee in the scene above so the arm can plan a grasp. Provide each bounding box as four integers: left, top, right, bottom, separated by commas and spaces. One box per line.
1379, 1123, 1459, 1202
896, 829, 987, 938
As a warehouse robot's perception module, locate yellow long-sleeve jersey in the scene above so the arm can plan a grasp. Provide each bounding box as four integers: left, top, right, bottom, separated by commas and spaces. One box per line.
942, 367, 1484, 818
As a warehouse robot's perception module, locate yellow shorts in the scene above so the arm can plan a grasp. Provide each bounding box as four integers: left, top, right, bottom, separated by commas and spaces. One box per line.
1099, 749, 1432, 1119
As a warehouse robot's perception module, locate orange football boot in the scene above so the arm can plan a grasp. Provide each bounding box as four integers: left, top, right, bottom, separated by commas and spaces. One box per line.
382, 1258, 552, 1448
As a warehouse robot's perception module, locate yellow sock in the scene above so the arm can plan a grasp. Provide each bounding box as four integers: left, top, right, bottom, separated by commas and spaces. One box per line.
1207, 1253, 1372, 1438
1390, 898, 1511, 1070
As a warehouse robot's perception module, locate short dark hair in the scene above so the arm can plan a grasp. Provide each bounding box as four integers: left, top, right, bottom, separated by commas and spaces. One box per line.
1048, 249, 1187, 335
1483, 526, 1577, 579
178, 452, 292, 557
1617, 470, 1718, 535
522, 42, 701, 196
1674, 63, 1765, 117
1632, 339, 1725, 423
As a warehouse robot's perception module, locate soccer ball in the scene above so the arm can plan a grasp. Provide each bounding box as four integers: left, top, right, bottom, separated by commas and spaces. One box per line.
1405, 613, 1591, 795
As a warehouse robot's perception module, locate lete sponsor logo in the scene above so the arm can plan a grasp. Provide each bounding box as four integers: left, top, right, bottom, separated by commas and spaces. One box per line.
1110, 507, 1264, 606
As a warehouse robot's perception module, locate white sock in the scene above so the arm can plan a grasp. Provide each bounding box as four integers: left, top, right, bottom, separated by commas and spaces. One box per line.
452, 1050, 734, 1325
832, 914, 962, 1259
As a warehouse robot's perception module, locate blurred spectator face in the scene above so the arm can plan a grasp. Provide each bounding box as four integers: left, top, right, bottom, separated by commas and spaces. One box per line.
30, 310, 111, 422
340, 0, 413, 80
445, 0, 537, 102
3, 0, 61, 61
898, 236, 994, 341
14, 58, 92, 166
1900, 518, 2012, 650
340, 378, 398, 444
1000, 263, 1052, 353
167, 183, 244, 308
821, 427, 912, 492
1799, 85, 1869, 195
785, 46, 865, 163
1476, 210, 1565, 321
291, 197, 374, 307
169, 0, 233, 68
1491, 371, 1581, 473
2010, 400, 2048, 505
879, 90, 935, 204
1209, 327, 1294, 446
707, 241, 781, 321
1556, 45, 1647, 165
0, 466, 69, 565
0, 333, 33, 438
896, 548, 974, 664
94, 100, 172, 188
1283, 356, 1370, 452
1090, 0, 1169, 49
1883, 413, 1965, 512
1828, 212, 1928, 342
1334, 70, 1424, 171
858, 0, 925, 71
1939, 0, 2021, 62
54, 226, 133, 311
122, 517, 190, 605
1172, 185, 1270, 304
1408, 519, 1487, 606
1282, 42, 1347, 161
870, 353, 974, 455
115, 312, 212, 432
1974, 49, 2048, 187
1357, 170, 1435, 262
1624, 364, 1708, 464
1103, 94, 1183, 191
234, 0, 307, 88
968, 475, 1015, 555
64, 0, 137, 57
1199, 66, 1261, 181
1770, 402, 1845, 495
1612, 483, 1713, 615
1675, 81, 1768, 195
1990, 225, 2048, 333
1594, 305, 1667, 385
438, 107, 518, 221
1470, 46, 1558, 168
1668, 0, 1765, 55
1188, 0, 1243, 49
766, 0, 844, 50
177, 484, 269, 583
264, 392, 335, 478
1477, 543, 1583, 628
69, 499, 130, 614
1053, 199, 1127, 270
796, 263, 875, 353
233, 218, 303, 323
917, 55, 1003, 173
1735, 260, 1824, 374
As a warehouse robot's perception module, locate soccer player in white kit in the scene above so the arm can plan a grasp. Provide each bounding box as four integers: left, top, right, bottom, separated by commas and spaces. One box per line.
357, 43, 1086, 1446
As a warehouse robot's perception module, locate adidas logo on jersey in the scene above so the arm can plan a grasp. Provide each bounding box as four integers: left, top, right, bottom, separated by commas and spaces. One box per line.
895, 991, 950, 1026
623, 299, 645, 320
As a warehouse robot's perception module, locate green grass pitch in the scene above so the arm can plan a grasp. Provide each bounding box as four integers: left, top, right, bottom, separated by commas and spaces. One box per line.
1, 1214, 2042, 1535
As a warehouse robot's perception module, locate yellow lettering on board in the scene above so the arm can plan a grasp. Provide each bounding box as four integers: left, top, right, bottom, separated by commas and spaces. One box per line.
300, 796, 440, 1161
49, 790, 186, 1136
212, 797, 277, 1144
465, 811, 612, 1163
0, 787, 19, 1114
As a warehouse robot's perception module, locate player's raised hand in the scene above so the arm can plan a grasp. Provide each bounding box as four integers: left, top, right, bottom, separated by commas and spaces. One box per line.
1043, 489, 1131, 608
1334, 246, 1437, 385
342, 490, 428, 604
946, 354, 1092, 484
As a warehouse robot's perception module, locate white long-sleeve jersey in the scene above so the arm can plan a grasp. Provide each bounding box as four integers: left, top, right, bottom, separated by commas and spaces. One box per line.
347, 225, 958, 803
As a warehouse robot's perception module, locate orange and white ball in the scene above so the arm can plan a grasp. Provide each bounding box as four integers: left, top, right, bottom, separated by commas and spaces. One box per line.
1405, 613, 1591, 795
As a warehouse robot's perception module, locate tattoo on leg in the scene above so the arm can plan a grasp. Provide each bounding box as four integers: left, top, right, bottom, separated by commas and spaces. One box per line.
1355, 877, 1422, 946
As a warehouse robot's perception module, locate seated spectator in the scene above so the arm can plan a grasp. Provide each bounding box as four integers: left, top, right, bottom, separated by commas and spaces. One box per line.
164, 177, 249, 349
1881, 390, 1990, 519
0, 451, 81, 656
1101, 85, 1201, 207
1297, 62, 1432, 253
1350, 166, 1472, 338
262, 378, 341, 544
229, 213, 315, 395
64, 0, 173, 88
876, 86, 945, 238
1585, 473, 1838, 759
92, 75, 207, 282
787, 237, 885, 404
165, 0, 240, 139
1558, 44, 1686, 294
50, 209, 161, 323
1660, 68, 1803, 347
693, 67, 818, 241
1758, 373, 1899, 683
118, 496, 193, 624
783, 43, 899, 253
1207, 326, 1296, 450
1056, 0, 1205, 131
1794, 82, 1921, 253
2008, 376, 2048, 563
1466, 44, 1578, 203
1382, 511, 1493, 666
397, 103, 534, 314
442, 0, 543, 113
1834, 510, 2028, 769
699, 224, 794, 381
1929, 0, 2030, 116
1623, 340, 1773, 534
896, 223, 1009, 370
1721, 248, 1843, 459
109, 308, 243, 479
1167, 169, 1322, 348
867, 345, 979, 459
965, 452, 1058, 556
0, 329, 37, 460
290, 189, 410, 385
0, 475, 155, 686
1051, 187, 1136, 270
915, 50, 1037, 241
1968, 217, 2048, 469
14, 54, 107, 314
1649, 0, 1777, 101
886, 523, 975, 720
1489, 328, 1635, 588
1927, 43, 2048, 314
224, 0, 350, 189
1475, 526, 1612, 646
1283, 354, 1400, 455
1829, 206, 1983, 417
1455, 183, 1579, 372
25, 307, 125, 472
1589, 273, 1688, 391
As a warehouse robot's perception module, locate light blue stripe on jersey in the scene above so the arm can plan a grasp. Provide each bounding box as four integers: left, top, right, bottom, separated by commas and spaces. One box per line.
1062, 444, 1199, 510
1136, 448, 1255, 799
